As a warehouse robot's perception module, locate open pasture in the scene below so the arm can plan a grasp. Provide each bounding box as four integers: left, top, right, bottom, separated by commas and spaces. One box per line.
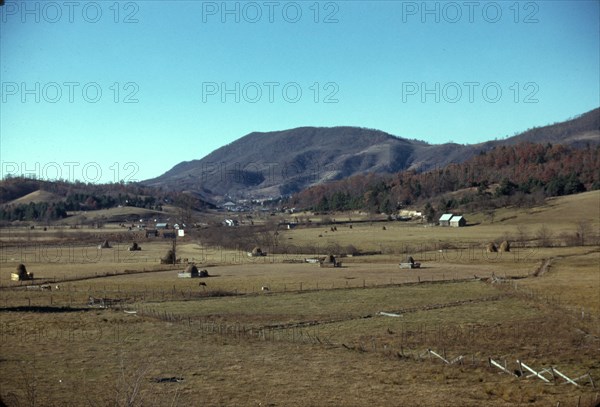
0, 192, 599, 406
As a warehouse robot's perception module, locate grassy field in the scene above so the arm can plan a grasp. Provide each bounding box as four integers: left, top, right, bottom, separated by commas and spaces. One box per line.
0, 192, 599, 406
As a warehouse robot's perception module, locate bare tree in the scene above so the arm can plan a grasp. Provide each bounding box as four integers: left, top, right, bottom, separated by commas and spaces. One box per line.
516, 225, 529, 246
536, 225, 553, 247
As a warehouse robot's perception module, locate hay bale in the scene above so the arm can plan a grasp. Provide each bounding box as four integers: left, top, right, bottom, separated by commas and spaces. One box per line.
499, 240, 510, 252
486, 242, 498, 253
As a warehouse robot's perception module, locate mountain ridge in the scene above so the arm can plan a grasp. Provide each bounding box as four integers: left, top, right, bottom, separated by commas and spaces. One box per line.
143, 108, 600, 201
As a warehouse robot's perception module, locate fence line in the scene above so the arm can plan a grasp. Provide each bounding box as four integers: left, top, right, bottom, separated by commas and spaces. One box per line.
491, 278, 599, 323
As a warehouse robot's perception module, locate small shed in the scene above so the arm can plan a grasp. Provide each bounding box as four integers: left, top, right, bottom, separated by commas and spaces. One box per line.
449, 216, 466, 227
156, 223, 169, 229
438, 213, 453, 226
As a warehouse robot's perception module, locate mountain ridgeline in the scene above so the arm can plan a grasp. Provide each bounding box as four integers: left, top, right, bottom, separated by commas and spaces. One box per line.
143, 108, 600, 201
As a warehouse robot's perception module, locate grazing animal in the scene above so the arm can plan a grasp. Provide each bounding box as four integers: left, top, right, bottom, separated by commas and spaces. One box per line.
261, 286, 270, 291
199, 282, 207, 287
40, 284, 52, 291
55, 285, 60, 290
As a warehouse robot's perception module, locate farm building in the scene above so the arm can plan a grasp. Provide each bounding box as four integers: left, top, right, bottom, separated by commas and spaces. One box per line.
438, 213, 453, 226
222, 201, 237, 211
449, 216, 466, 227
156, 223, 169, 229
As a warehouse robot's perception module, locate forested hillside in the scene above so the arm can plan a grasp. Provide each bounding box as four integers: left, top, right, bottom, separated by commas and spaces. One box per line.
289, 143, 600, 218
0, 177, 211, 222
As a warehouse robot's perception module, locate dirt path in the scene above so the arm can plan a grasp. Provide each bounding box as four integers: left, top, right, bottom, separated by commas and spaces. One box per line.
532, 258, 554, 277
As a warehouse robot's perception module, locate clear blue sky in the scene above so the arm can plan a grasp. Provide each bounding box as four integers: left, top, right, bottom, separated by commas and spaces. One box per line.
1, 0, 599, 183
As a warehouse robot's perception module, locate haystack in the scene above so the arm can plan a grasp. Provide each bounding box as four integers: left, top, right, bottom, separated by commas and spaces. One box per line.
128, 242, 141, 251
399, 256, 421, 269
486, 242, 498, 253
499, 240, 510, 252
98, 240, 112, 249
178, 263, 201, 278
11, 263, 33, 281
185, 264, 198, 277
249, 246, 266, 257
161, 249, 176, 264
320, 254, 341, 268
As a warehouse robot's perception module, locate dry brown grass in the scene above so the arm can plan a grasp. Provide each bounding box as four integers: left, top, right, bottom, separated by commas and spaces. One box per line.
0, 192, 599, 406
1, 307, 596, 407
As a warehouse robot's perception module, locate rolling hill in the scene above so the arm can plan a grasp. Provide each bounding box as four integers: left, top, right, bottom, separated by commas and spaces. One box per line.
8, 190, 63, 205
143, 108, 599, 200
